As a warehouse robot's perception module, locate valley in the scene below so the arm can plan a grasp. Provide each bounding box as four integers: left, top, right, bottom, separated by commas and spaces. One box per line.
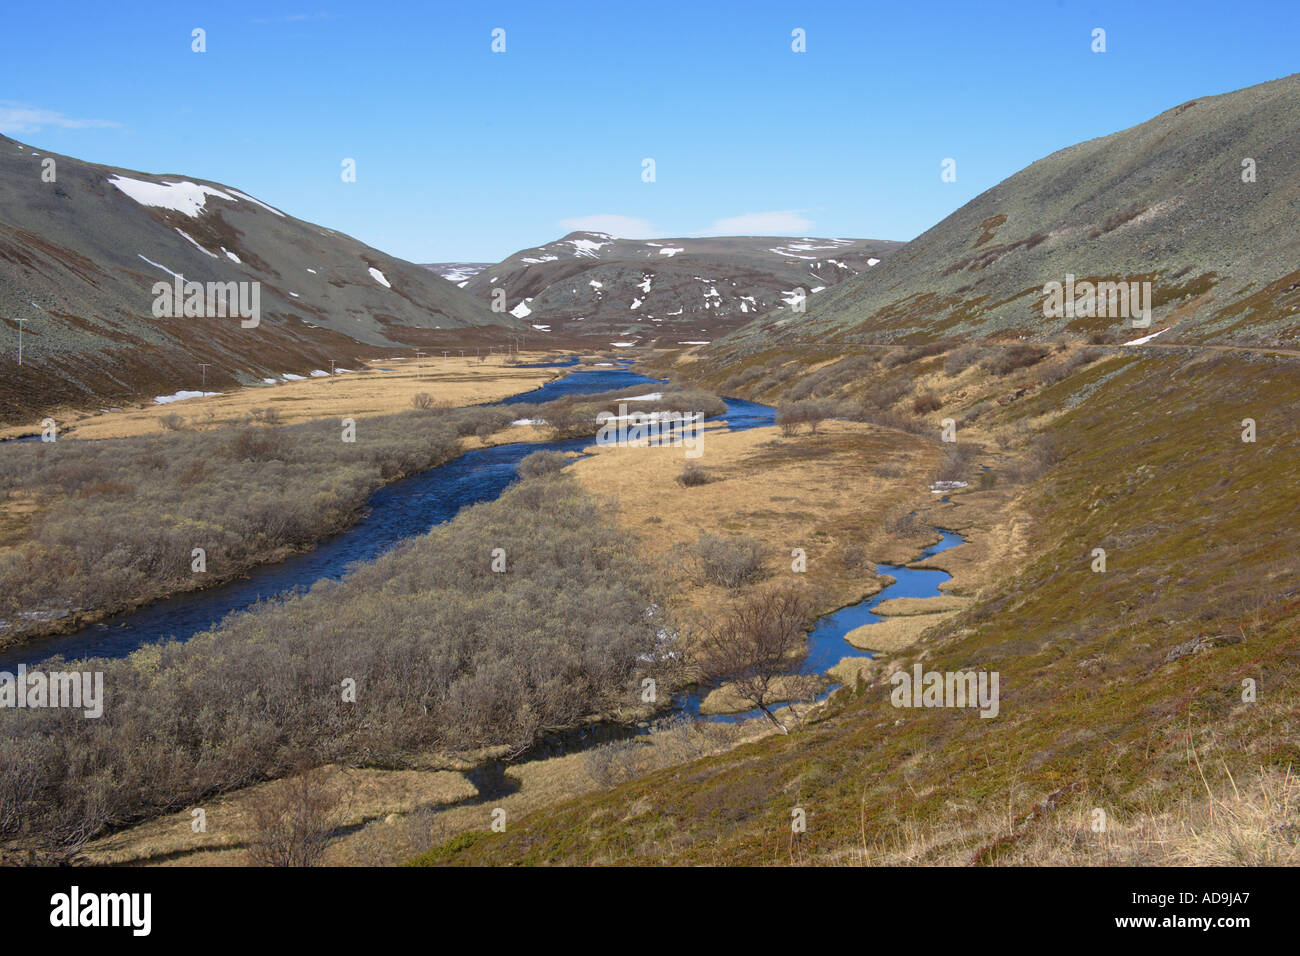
0, 32, 1296, 883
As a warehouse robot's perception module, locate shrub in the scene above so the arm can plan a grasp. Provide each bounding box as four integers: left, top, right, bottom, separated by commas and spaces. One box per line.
411, 392, 434, 409
776, 399, 834, 435
245, 767, 343, 867
912, 391, 943, 414
516, 450, 568, 479
981, 345, 1050, 376
676, 463, 712, 486
157, 412, 185, 431
688, 533, 764, 588
933, 442, 980, 483
943, 345, 983, 376
862, 378, 911, 410
0, 477, 661, 851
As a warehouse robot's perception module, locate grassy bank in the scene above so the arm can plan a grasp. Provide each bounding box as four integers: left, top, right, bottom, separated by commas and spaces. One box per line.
412, 348, 1300, 865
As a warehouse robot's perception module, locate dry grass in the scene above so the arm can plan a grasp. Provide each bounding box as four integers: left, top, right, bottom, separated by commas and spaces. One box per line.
568, 419, 947, 623
79, 765, 478, 866
843, 612, 961, 652
871, 594, 969, 617
854, 762, 1298, 867
2, 353, 563, 441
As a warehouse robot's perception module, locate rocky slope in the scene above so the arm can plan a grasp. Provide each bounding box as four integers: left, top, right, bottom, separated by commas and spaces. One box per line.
463, 232, 901, 345
0, 135, 518, 422
727, 73, 1300, 349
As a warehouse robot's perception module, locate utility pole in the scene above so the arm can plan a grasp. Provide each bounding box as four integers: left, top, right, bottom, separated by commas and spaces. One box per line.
442, 350, 449, 368
16, 318, 26, 365
458, 349, 465, 364
413, 350, 426, 378
197, 363, 212, 389
330, 359, 336, 375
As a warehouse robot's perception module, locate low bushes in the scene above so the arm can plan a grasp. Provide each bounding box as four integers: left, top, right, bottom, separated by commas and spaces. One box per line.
676, 463, 713, 486
687, 533, 764, 588
0, 473, 662, 851
981, 344, 1050, 376
0, 405, 523, 631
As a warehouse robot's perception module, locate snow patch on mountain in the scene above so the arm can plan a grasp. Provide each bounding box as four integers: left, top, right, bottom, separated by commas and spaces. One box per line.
110, 175, 235, 217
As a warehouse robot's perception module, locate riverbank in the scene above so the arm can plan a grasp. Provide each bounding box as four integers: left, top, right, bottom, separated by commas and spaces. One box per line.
68, 406, 1021, 867
0, 352, 569, 442
0, 357, 681, 657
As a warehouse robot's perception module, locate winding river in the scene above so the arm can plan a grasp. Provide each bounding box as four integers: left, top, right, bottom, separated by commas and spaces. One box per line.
0, 361, 761, 668
1, 359, 965, 734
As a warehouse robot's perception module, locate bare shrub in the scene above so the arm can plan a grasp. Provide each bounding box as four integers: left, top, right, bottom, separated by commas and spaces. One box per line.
676, 463, 712, 486
245, 767, 344, 867
862, 378, 911, 410
912, 391, 943, 414
0, 477, 660, 850
516, 450, 568, 480
776, 399, 834, 435
410, 392, 434, 410
944, 345, 983, 376
885, 342, 947, 368
582, 738, 641, 788
157, 412, 185, 431
981, 345, 1050, 376
696, 583, 815, 733
933, 443, 980, 483
688, 533, 764, 588
228, 427, 285, 462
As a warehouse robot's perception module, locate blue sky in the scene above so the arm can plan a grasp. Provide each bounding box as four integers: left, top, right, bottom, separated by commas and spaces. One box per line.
1, 1, 1296, 262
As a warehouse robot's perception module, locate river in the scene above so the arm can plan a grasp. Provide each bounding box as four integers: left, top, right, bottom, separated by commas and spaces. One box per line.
1, 359, 965, 735
0, 360, 764, 667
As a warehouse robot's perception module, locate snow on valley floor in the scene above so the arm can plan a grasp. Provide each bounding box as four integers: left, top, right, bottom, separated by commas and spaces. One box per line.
154, 390, 220, 405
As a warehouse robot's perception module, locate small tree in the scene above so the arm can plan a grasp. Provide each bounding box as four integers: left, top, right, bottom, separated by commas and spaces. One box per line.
696, 584, 814, 733
245, 766, 343, 867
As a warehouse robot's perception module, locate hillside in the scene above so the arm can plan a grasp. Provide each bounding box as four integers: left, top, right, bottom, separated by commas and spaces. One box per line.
725, 73, 1300, 349
0, 135, 520, 423
463, 232, 901, 344
416, 343, 1300, 866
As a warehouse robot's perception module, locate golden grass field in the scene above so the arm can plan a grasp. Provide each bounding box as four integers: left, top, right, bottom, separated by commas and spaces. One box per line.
0, 353, 564, 442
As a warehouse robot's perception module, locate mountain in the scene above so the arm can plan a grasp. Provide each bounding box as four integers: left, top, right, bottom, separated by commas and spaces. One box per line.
0, 135, 519, 422
729, 73, 1300, 349
462, 232, 901, 344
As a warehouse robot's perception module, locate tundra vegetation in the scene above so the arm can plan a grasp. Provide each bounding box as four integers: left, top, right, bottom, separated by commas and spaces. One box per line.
0, 469, 663, 854
0, 380, 723, 646
423, 345, 1300, 866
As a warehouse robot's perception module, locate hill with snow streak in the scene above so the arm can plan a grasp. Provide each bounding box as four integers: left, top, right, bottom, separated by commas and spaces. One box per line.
0, 134, 519, 421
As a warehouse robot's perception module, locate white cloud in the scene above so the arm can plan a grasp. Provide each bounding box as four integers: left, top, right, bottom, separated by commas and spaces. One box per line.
696, 210, 814, 236
0, 101, 121, 135
557, 214, 662, 239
